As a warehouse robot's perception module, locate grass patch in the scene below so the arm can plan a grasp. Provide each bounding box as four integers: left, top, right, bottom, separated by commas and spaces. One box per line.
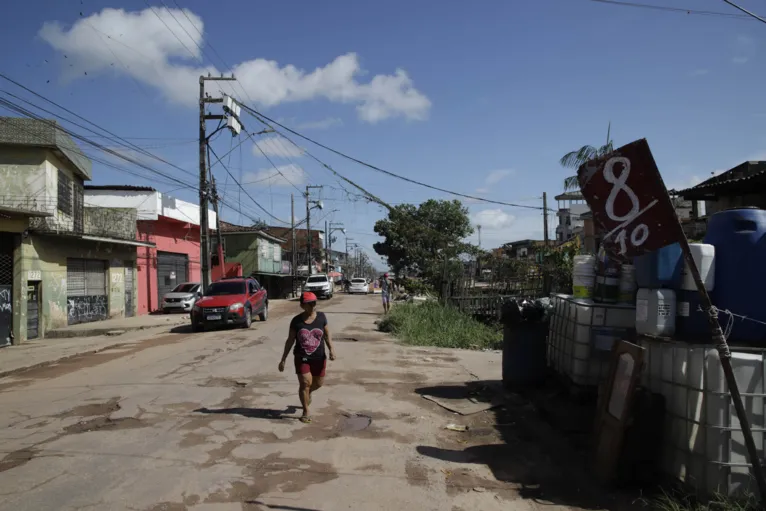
378, 301, 502, 350
645, 489, 759, 511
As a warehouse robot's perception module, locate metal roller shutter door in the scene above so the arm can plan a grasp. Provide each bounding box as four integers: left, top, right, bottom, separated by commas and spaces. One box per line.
67, 259, 108, 325
157, 252, 189, 303
0, 233, 13, 347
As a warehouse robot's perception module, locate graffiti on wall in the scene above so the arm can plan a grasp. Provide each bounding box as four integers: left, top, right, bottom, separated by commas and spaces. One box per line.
0, 286, 11, 313
67, 295, 108, 325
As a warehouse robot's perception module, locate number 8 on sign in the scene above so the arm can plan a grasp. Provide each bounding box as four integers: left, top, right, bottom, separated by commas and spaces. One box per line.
603, 156, 652, 255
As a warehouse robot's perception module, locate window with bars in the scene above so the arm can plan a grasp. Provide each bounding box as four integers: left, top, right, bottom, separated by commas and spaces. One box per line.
57, 170, 72, 216
73, 183, 84, 233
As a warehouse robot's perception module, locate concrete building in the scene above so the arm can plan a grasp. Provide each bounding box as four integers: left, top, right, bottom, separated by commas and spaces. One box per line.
263, 225, 325, 275
214, 221, 291, 298
0, 117, 149, 344
84, 186, 216, 315
554, 192, 590, 244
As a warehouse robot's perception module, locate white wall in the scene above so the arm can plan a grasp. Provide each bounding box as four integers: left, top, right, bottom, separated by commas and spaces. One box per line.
84, 189, 216, 228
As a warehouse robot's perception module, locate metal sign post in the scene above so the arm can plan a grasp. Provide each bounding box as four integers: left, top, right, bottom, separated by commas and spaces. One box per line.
578, 139, 766, 499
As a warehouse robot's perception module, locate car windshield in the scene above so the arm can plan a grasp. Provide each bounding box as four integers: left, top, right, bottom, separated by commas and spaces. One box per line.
172, 283, 198, 293
307, 276, 327, 283
204, 281, 246, 296
351, 279, 366, 284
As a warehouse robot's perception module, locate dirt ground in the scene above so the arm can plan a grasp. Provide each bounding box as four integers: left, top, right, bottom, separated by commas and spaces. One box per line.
0, 294, 647, 510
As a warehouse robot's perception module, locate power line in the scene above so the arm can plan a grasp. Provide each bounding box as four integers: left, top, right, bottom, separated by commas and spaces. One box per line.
207, 143, 289, 225
588, 0, 754, 19
240, 105, 546, 211
0, 98, 268, 227
0, 73, 199, 181
721, 0, 766, 24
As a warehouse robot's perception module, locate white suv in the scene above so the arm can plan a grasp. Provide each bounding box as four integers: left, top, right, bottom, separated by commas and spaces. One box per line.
303, 273, 334, 299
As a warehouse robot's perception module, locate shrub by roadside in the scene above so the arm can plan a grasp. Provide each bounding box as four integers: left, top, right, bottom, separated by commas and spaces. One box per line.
645, 489, 758, 511
378, 301, 501, 350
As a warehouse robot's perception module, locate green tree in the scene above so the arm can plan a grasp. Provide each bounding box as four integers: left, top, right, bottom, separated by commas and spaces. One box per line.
373, 199, 474, 288
559, 123, 614, 191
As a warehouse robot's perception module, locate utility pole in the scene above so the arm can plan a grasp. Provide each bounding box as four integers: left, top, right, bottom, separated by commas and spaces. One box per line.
328, 222, 344, 275
199, 74, 237, 291
210, 176, 225, 278
325, 220, 329, 273
291, 194, 297, 297
305, 185, 323, 276
543, 192, 549, 247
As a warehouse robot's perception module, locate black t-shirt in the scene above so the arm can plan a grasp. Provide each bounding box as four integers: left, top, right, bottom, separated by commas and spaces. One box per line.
290, 312, 328, 361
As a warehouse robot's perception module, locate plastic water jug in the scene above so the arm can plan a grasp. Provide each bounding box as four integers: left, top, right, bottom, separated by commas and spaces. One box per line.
704, 208, 766, 344
634, 243, 683, 289
636, 288, 676, 337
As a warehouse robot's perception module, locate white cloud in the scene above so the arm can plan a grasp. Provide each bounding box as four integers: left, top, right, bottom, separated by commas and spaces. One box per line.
733, 56, 749, 64
475, 187, 489, 194
484, 169, 515, 185
470, 208, 516, 230
296, 117, 343, 130
689, 69, 709, 77
245, 164, 307, 187
39, 7, 431, 123
467, 213, 544, 249
252, 136, 304, 158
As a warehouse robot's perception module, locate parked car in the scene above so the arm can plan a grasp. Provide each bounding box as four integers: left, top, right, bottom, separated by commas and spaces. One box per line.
190, 277, 267, 332
349, 277, 370, 295
303, 273, 334, 299
162, 282, 201, 313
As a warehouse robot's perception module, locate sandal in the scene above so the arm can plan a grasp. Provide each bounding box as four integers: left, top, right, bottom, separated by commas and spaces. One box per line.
299, 416, 312, 423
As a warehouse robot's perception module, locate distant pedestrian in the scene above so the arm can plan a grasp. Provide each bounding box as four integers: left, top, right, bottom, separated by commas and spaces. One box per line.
278, 291, 337, 423
380, 273, 392, 314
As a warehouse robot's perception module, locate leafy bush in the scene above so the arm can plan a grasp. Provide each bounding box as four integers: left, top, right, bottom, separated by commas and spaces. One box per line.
402, 278, 433, 296
378, 301, 502, 350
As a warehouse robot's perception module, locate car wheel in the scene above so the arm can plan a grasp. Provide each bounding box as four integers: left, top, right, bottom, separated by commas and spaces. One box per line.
192, 321, 204, 333
258, 303, 268, 322
243, 307, 252, 328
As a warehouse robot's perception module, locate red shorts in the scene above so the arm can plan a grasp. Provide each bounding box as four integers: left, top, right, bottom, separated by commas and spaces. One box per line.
295, 357, 326, 377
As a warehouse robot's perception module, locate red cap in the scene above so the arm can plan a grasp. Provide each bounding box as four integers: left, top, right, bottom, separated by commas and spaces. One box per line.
300, 292, 317, 304
384, 273, 389, 278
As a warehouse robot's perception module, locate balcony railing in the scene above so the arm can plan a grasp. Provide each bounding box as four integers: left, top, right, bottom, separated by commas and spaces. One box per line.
0, 195, 136, 240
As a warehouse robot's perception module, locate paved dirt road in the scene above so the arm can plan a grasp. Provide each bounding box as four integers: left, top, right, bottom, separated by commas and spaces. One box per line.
0, 294, 634, 511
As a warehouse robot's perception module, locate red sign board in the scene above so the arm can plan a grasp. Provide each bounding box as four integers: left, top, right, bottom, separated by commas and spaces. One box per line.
577, 139, 681, 259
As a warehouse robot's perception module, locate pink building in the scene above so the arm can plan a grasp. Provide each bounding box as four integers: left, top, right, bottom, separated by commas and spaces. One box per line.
84, 186, 216, 314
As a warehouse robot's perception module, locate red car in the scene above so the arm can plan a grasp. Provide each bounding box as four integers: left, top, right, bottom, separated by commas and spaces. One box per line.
190, 277, 268, 332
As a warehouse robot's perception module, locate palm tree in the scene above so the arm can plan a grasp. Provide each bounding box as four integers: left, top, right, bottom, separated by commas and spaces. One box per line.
559, 123, 614, 191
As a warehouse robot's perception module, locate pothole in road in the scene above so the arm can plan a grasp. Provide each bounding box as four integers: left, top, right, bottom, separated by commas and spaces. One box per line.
338, 413, 372, 433
63, 416, 146, 434
56, 397, 121, 418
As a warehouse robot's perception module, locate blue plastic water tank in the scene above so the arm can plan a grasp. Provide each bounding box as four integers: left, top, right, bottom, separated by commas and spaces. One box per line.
703, 208, 766, 344
675, 288, 713, 342
633, 243, 683, 289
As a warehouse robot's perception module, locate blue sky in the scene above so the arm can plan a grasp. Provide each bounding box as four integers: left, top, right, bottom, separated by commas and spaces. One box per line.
2, 0, 765, 266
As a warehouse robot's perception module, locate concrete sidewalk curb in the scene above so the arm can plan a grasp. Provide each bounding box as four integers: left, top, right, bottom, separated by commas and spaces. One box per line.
45, 318, 188, 339
0, 340, 134, 379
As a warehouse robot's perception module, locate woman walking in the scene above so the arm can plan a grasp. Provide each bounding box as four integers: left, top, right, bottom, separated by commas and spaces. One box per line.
278, 291, 336, 423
